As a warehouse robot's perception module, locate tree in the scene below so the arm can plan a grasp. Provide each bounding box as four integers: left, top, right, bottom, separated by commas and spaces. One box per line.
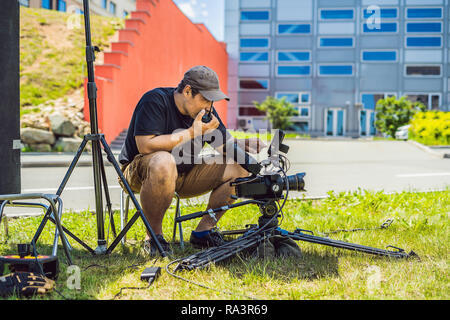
253, 96, 299, 130
375, 96, 426, 138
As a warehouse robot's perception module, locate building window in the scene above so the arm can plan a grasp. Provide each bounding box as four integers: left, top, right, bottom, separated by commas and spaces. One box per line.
277, 51, 310, 62
363, 22, 397, 33
363, 8, 397, 19
277, 24, 311, 35
240, 11, 270, 21
275, 92, 310, 104
277, 65, 311, 77
288, 121, 309, 133
318, 64, 353, 76
109, 1, 116, 15
239, 106, 266, 116
41, 0, 52, 9
19, 0, 30, 7
405, 65, 441, 76
240, 38, 270, 49
240, 52, 269, 62
239, 79, 269, 90
101, 0, 107, 9
320, 9, 354, 20
406, 94, 440, 110
406, 8, 442, 19
361, 93, 395, 110
406, 36, 442, 48
361, 50, 397, 62
406, 22, 442, 33
319, 37, 354, 48
57, 0, 66, 12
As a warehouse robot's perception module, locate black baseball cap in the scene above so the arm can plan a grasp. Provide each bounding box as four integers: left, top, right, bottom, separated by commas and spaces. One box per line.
183, 65, 230, 101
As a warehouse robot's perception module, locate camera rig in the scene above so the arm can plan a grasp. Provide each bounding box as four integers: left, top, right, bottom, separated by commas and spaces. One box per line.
173, 131, 417, 271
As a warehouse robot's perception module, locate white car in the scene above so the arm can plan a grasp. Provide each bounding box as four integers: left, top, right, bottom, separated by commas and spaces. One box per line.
395, 125, 410, 140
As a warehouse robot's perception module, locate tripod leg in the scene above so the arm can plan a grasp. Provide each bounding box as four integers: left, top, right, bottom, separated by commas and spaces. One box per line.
91, 139, 106, 254
98, 150, 116, 238
100, 137, 167, 257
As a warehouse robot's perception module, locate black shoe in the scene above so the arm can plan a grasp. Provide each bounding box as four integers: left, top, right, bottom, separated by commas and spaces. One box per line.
189, 229, 225, 249
144, 235, 172, 256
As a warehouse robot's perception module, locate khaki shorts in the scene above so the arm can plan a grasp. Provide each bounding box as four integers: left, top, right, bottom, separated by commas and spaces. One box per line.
120, 153, 228, 198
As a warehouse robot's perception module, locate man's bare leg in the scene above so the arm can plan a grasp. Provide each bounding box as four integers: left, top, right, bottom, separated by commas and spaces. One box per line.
195, 163, 248, 232
139, 152, 177, 240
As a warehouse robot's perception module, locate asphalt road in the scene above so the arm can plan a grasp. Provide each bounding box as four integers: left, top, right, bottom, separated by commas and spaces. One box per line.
14, 140, 450, 215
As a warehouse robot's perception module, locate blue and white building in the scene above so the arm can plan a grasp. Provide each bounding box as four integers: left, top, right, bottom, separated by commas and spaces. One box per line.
225, 0, 449, 137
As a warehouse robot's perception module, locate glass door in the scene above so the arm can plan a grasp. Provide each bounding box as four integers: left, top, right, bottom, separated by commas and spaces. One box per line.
325, 109, 345, 136
359, 110, 376, 136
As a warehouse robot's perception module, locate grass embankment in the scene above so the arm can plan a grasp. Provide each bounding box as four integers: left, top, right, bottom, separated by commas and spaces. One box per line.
20, 7, 123, 115
0, 189, 448, 300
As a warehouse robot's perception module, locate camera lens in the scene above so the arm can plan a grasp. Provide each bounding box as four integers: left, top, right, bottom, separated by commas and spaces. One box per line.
283, 173, 306, 191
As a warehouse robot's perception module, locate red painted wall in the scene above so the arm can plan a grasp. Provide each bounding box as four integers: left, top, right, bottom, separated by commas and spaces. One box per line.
84, 0, 228, 144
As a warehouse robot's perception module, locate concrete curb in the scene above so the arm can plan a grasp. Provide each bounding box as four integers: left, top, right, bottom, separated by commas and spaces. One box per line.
407, 140, 450, 159
20, 152, 119, 168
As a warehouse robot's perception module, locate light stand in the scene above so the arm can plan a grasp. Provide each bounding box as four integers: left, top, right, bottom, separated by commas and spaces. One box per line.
33, 0, 166, 257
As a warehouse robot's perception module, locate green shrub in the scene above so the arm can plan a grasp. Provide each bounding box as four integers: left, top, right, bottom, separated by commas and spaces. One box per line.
409, 111, 450, 146
374, 96, 426, 138
253, 96, 299, 130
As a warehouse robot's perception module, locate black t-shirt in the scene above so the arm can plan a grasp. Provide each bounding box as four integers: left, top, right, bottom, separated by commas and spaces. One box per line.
118, 87, 229, 174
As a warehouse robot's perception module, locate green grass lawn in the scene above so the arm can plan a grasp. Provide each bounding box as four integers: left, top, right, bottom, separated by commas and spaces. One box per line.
0, 189, 448, 300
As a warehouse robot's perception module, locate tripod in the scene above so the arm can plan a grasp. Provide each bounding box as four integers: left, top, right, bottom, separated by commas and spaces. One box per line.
173, 199, 417, 272
34, 0, 166, 257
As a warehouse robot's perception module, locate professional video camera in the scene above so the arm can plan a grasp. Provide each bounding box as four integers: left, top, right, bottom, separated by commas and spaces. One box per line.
172, 130, 417, 271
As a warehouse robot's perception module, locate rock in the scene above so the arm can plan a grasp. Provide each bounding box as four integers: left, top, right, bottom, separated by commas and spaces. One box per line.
29, 143, 52, 152
20, 127, 55, 145
49, 113, 76, 137
54, 137, 83, 152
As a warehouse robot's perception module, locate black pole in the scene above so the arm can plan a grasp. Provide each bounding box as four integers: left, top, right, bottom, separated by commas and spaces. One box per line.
82, 0, 106, 253
0, 0, 20, 195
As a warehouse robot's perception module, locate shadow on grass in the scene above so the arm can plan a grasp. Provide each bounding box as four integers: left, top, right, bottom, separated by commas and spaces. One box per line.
167, 241, 340, 283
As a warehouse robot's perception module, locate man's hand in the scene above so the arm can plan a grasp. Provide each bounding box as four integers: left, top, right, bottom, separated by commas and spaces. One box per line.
239, 138, 267, 154
192, 109, 220, 137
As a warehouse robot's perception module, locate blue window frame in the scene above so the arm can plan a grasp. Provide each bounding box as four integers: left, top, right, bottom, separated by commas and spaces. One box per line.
319, 65, 353, 76
319, 37, 353, 47
278, 24, 311, 35
277, 65, 311, 76
41, 0, 51, 9
363, 22, 397, 33
320, 9, 354, 20
406, 36, 441, 47
240, 38, 269, 48
57, 0, 66, 12
240, 52, 269, 62
241, 11, 270, 21
239, 79, 269, 90
101, 0, 107, 9
363, 8, 397, 19
277, 51, 310, 62
406, 22, 442, 33
406, 8, 442, 19
362, 50, 397, 62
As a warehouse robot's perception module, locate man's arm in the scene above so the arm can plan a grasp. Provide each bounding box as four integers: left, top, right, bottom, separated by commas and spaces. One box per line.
135, 109, 219, 155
